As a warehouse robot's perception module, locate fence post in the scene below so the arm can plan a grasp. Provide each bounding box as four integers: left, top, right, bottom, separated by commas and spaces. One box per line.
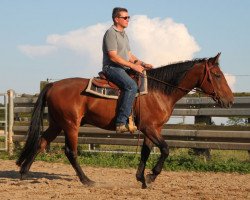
7, 89, 14, 156
191, 116, 212, 160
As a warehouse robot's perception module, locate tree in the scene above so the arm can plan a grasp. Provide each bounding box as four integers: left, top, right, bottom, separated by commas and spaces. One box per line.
226, 117, 248, 126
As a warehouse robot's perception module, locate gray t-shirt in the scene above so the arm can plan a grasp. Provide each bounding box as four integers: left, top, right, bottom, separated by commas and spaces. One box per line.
102, 25, 130, 69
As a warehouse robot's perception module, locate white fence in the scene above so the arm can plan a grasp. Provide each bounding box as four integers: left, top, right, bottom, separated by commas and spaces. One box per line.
9, 90, 250, 156
1, 89, 250, 155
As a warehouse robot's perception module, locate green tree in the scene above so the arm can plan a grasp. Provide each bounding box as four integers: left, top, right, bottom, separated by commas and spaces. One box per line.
226, 117, 248, 126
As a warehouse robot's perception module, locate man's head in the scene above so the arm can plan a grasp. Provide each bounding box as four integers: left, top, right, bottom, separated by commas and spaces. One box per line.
112, 7, 130, 29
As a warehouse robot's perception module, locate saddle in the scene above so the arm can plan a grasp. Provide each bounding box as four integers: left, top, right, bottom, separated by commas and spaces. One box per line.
92, 71, 141, 90
85, 70, 148, 100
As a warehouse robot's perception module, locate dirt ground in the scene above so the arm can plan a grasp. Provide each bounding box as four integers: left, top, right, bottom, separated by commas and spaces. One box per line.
0, 160, 249, 200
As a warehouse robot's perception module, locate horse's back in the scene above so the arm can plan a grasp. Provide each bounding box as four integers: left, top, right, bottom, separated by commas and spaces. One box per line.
47, 77, 88, 96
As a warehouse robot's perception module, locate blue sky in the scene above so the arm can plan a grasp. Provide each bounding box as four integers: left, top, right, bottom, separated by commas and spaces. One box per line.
1, 0, 250, 94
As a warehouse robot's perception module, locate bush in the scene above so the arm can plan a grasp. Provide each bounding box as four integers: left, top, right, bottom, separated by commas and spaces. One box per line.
1, 145, 249, 173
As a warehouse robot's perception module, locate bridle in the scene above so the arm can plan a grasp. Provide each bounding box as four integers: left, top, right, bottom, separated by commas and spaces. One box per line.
140, 60, 219, 100
198, 61, 219, 101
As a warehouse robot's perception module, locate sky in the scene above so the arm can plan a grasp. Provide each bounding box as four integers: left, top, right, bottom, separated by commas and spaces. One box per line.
0, 0, 250, 95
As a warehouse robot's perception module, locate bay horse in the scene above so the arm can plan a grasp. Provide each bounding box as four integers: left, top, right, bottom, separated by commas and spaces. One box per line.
16, 53, 233, 188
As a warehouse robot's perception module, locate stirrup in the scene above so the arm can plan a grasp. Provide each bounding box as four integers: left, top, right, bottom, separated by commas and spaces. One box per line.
128, 115, 137, 133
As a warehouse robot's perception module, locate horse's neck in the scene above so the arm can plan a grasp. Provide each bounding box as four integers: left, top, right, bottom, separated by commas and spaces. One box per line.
171, 89, 190, 105
171, 65, 202, 105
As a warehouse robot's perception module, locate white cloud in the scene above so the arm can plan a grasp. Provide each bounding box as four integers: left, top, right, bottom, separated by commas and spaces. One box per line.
46, 23, 109, 66
18, 15, 200, 67
128, 15, 200, 66
18, 45, 57, 58
224, 73, 236, 92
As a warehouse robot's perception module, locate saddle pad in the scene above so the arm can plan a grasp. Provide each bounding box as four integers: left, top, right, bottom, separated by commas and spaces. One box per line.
85, 71, 148, 99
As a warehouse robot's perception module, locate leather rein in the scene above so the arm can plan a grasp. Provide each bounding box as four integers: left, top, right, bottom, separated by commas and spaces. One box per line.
140, 61, 218, 99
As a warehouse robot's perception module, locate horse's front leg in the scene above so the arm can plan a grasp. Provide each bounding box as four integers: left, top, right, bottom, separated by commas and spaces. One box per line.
145, 128, 169, 185
136, 137, 153, 189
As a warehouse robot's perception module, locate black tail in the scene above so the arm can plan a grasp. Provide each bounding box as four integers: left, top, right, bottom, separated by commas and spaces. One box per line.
16, 83, 53, 167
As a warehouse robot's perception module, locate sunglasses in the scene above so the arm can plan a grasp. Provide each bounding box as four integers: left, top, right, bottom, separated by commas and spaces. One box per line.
118, 16, 130, 20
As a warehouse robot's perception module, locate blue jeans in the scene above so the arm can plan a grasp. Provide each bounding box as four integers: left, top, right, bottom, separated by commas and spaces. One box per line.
103, 65, 138, 125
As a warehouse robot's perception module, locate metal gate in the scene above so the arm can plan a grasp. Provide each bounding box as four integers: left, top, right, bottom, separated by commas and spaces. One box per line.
0, 93, 8, 151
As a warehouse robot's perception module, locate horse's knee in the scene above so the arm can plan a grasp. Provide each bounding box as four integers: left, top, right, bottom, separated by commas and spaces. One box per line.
158, 142, 169, 157
162, 146, 169, 157
65, 146, 77, 159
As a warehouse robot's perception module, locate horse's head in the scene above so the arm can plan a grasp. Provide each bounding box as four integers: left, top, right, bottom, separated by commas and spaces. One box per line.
197, 53, 234, 108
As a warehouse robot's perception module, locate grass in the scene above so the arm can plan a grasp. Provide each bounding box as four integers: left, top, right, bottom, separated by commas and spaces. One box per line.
0, 136, 6, 150
0, 144, 249, 173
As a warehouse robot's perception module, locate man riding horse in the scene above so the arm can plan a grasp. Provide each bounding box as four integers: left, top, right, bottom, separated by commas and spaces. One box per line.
102, 7, 153, 133
16, 7, 234, 189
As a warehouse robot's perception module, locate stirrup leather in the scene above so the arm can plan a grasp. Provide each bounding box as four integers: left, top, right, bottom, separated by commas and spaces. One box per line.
128, 114, 137, 133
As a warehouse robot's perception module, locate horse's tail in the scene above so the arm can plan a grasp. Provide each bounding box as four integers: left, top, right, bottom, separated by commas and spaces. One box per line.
16, 83, 53, 167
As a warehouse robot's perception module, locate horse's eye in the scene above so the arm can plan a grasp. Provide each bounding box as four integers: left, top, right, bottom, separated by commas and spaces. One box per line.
212, 72, 221, 78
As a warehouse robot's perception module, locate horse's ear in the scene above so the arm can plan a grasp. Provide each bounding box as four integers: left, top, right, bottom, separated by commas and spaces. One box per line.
213, 52, 221, 64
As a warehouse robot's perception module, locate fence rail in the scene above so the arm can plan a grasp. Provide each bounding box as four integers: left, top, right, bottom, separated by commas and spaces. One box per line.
12, 126, 250, 150
13, 96, 250, 117
5, 91, 250, 154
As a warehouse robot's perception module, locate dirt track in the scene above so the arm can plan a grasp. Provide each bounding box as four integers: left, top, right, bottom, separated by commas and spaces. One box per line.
0, 160, 249, 200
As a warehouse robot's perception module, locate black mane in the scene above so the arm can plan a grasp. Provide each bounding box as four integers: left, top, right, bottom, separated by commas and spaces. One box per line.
147, 58, 207, 94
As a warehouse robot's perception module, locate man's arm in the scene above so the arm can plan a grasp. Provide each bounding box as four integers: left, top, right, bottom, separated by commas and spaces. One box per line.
108, 51, 144, 73
128, 52, 153, 69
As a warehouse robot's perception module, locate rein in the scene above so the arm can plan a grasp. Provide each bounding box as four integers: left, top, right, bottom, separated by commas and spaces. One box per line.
140, 61, 217, 98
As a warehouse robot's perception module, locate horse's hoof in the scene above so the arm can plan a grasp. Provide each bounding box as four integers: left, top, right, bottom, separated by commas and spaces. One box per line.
145, 174, 156, 184
82, 179, 95, 187
20, 170, 28, 180
87, 180, 95, 187
141, 183, 147, 189
20, 173, 26, 180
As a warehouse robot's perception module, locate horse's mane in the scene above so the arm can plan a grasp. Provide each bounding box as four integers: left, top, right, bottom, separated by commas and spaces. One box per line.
147, 58, 207, 94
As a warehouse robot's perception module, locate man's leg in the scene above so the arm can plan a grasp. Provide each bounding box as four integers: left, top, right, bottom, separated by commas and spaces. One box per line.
103, 66, 138, 125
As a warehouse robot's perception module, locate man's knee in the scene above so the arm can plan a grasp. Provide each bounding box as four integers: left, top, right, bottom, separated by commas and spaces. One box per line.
125, 80, 138, 93
131, 82, 138, 93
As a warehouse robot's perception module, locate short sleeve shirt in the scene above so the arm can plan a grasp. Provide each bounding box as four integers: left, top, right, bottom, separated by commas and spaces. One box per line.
102, 25, 130, 68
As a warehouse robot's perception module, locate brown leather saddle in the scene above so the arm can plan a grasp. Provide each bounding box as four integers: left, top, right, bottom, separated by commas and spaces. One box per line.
92, 71, 142, 90
85, 70, 148, 100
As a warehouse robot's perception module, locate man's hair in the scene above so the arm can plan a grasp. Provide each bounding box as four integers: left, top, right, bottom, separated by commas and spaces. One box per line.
112, 7, 128, 22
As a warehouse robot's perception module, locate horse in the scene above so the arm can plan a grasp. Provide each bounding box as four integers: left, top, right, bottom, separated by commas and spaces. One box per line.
16, 53, 233, 188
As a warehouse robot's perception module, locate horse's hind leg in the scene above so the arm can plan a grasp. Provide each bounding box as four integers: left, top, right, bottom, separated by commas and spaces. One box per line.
136, 137, 153, 189
20, 124, 62, 177
64, 127, 94, 186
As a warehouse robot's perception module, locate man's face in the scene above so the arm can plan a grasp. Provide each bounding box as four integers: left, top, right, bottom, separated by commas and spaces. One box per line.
115, 11, 130, 28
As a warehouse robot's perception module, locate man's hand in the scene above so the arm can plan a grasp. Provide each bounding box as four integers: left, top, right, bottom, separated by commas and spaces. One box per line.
131, 64, 144, 74
143, 63, 153, 69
